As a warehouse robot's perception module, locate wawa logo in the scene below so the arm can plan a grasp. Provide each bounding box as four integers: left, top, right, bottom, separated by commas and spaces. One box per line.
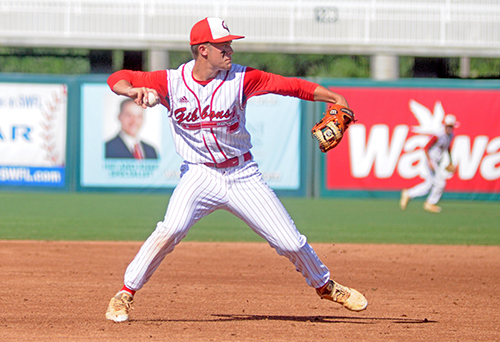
348, 100, 500, 182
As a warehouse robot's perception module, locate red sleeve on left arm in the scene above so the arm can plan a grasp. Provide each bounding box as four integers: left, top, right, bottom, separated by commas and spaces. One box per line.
424, 135, 438, 151
107, 69, 170, 110
242, 67, 317, 104
107, 70, 134, 90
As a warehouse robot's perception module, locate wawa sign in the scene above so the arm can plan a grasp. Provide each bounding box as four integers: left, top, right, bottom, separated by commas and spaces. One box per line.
325, 86, 500, 193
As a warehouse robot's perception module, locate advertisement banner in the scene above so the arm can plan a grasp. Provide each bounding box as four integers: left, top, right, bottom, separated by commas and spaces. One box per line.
81, 83, 181, 188
245, 94, 301, 190
325, 85, 500, 194
0, 83, 67, 187
80, 85, 300, 190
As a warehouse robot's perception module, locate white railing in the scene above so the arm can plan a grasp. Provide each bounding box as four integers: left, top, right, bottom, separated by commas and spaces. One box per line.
0, 0, 499, 56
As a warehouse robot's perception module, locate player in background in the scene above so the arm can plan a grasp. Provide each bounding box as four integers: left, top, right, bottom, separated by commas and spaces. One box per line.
400, 114, 459, 213
105, 17, 367, 323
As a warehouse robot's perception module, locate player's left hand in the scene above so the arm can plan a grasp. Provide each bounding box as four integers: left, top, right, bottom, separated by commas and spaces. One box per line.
445, 163, 456, 173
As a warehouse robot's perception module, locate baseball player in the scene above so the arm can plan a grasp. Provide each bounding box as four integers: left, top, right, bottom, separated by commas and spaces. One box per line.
105, 17, 367, 323
400, 114, 458, 213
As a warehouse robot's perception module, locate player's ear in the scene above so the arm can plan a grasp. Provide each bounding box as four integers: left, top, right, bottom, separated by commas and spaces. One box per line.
198, 43, 210, 58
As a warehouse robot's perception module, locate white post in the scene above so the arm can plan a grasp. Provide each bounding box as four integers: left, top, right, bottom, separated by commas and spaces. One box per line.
460, 57, 470, 79
148, 50, 170, 71
370, 54, 399, 80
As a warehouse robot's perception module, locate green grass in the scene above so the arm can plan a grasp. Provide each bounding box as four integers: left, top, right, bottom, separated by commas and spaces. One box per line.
0, 192, 498, 245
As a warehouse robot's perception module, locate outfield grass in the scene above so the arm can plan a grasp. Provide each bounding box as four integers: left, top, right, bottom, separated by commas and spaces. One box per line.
0, 192, 498, 245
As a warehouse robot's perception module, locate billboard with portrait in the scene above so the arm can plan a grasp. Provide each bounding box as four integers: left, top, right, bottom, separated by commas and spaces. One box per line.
0, 83, 67, 187
81, 83, 182, 188
80, 84, 301, 190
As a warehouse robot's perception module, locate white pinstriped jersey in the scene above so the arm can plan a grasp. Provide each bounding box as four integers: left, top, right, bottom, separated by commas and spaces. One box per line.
426, 127, 453, 164
167, 60, 251, 164
107, 61, 318, 165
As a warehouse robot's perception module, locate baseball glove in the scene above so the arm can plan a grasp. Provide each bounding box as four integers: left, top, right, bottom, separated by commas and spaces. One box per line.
312, 104, 356, 152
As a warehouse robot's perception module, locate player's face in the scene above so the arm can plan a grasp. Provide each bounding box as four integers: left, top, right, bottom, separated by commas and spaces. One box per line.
445, 124, 454, 135
208, 41, 234, 70
119, 102, 144, 138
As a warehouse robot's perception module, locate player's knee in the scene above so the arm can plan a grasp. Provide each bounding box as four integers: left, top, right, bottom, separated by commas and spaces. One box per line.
275, 234, 307, 255
154, 221, 188, 242
154, 221, 169, 234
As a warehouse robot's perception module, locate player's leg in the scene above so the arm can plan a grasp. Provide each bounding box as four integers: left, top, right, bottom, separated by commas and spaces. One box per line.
407, 177, 433, 199
224, 162, 328, 287
427, 178, 446, 204
424, 170, 447, 213
225, 162, 367, 311
106, 163, 224, 322
407, 160, 437, 201
124, 163, 225, 290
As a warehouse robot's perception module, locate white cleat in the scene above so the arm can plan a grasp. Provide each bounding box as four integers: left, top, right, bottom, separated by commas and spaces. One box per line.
400, 189, 410, 210
423, 202, 442, 213
105, 291, 134, 322
317, 280, 368, 312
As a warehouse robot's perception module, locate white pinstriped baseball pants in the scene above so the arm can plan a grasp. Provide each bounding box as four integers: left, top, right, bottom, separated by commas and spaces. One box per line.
123, 160, 330, 291
407, 160, 447, 205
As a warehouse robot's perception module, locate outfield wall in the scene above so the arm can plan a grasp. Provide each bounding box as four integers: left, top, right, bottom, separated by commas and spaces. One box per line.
318, 79, 500, 201
0, 73, 499, 200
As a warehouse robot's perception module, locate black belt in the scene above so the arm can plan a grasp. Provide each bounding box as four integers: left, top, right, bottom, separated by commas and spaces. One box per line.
204, 152, 252, 168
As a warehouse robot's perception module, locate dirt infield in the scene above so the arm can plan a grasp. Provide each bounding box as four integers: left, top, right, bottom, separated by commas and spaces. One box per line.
1, 240, 499, 342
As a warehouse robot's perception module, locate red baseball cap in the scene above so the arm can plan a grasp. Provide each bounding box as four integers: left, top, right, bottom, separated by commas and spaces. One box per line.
190, 17, 244, 45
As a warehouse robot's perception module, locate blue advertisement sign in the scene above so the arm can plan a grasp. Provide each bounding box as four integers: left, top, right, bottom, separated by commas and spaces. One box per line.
0, 82, 68, 188
0, 166, 65, 187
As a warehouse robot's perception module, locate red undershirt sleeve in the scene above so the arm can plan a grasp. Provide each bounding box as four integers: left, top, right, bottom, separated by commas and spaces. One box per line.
242, 67, 317, 104
424, 135, 438, 151
107, 69, 170, 110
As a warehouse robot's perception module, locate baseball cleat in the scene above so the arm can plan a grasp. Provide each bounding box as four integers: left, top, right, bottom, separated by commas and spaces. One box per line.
316, 280, 367, 312
105, 291, 134, 322
423, 202, 442, 213
400, 189, 410, 210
